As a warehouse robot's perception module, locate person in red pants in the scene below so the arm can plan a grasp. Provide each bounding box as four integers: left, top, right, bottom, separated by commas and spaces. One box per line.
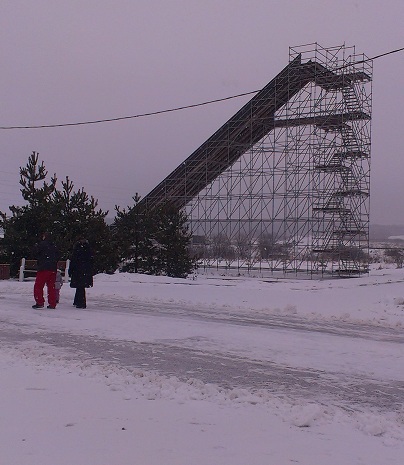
32, 232, 60, 309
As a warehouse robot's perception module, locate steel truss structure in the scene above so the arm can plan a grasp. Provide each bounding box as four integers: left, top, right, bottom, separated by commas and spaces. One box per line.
140, 44, 373, 277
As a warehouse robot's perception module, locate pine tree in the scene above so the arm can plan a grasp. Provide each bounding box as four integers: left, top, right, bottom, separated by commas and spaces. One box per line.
112, 194, 159, 274
50, 177, 118, 273
113, 198, 195, 278
0, 152, 57, 274
153, 202, 195, 278
19, 151, 57, 206
0, 153, 119, 276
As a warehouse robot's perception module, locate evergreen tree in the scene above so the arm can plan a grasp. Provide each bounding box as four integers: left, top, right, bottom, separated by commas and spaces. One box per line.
0, 153, 119, 276
112, 198, 195, 278
112, 194, 159, 274
0, 152, 57, 274
19, 151, 57, 206
50, 177, 118, 273
153, 202, 195, 278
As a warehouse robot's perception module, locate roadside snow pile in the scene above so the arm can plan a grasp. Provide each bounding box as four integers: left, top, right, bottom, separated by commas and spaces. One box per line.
91, 268, 404, 328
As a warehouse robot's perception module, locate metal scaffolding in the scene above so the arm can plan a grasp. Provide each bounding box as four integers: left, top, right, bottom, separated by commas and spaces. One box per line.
140, 43, 373, 277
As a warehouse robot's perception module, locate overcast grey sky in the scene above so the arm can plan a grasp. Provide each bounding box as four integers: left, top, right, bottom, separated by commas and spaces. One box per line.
1, 0, 403, 224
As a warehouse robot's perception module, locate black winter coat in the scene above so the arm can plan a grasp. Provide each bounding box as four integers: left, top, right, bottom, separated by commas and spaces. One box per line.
69, 240, 94, 288
33, 239, 59, 271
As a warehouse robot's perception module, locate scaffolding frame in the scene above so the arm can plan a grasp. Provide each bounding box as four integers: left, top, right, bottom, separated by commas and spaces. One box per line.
140, 43, 373, 277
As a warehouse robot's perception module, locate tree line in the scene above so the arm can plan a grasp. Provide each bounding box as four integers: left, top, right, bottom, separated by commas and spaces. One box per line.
0, 152, 195, 278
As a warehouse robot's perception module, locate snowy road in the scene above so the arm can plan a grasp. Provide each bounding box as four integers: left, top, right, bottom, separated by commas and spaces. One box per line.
1, 292, 403, 415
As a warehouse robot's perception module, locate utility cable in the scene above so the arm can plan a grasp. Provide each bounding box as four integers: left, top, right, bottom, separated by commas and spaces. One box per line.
336, 46, 404, 70
1, 46, 403, 130
0, 90, 259, 130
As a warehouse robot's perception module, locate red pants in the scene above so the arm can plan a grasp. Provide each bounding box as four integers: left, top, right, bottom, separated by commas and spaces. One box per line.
34, 270, 57, 307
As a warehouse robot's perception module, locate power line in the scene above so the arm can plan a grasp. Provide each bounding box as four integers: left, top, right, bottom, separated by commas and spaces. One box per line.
337, 46, 404, 70
363, 46, 404, 62
0, 90, 259, 130
1, 46, 403, 131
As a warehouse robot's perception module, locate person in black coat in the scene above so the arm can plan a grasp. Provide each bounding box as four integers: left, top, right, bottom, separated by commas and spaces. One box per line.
68, 238, 93, 309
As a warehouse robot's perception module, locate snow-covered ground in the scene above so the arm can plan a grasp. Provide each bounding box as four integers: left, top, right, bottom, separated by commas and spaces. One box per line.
0, 265, 404, 465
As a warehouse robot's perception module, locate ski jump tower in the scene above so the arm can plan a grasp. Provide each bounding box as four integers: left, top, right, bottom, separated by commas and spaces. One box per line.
140, 44, 373, 277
